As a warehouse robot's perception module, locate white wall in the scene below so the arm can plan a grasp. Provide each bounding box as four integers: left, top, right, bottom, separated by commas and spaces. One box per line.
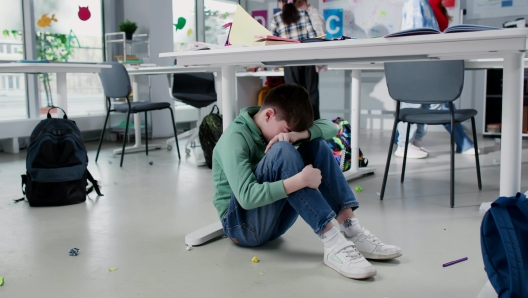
123, 0, 177, 138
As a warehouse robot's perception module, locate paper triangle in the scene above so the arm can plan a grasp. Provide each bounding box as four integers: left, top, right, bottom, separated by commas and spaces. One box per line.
229, 4, 271, 47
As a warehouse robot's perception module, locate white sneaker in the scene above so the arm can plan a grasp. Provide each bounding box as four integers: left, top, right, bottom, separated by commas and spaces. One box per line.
394, 144, 428, 159
324, 238, 377, 279
462, 148, 480, 155
343, 228, 402, 260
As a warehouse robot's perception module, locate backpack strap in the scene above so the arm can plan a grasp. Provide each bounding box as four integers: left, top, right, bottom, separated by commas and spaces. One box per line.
210, 105, 220, 115
489, 193, 527, 298
86, 170, 104, 196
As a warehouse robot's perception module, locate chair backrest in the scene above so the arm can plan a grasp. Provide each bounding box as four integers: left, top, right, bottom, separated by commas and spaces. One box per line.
171, 72, 217, 107
384, 60, 465, 104
97, 62, 131, 99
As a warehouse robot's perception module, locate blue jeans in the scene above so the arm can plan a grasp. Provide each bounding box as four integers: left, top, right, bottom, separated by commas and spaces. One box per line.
221, 138, 359, 247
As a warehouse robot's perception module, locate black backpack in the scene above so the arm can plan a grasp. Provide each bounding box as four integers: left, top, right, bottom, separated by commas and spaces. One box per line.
198, 105, 223, 169
21, 108, 103, 207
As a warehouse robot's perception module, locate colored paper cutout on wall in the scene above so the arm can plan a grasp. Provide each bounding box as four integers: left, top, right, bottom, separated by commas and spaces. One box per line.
174, 17, 187, 31
37, 13, 58, 28
251, 10, 268, 28
78, 6, 91, 21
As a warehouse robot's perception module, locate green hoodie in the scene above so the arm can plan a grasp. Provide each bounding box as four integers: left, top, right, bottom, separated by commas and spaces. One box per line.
212, 106, 339, 219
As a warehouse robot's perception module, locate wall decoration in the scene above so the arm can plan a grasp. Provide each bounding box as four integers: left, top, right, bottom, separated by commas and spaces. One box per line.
37, 13, 58, 28
78, 6, 91, 21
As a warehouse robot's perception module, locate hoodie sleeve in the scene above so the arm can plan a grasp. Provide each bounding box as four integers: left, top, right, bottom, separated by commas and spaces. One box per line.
308, 119, 338, 141
218, 132, 288, 210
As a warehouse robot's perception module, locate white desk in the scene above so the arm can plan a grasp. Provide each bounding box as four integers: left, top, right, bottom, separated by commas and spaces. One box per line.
125, 65, 222, 156
161, 30, 528, 247
0, 62, 111, 117
162, 29, 528, 198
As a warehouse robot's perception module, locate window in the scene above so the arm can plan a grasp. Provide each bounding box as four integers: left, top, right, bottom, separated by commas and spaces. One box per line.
173, 0, 197, 51
0, 0, 26, 120
33, 0, 105, 117
204, 0, 237, 45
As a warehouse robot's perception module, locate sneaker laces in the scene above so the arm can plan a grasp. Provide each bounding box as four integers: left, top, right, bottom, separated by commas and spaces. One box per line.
361, 227, 384, 245
339, 244, 363, 260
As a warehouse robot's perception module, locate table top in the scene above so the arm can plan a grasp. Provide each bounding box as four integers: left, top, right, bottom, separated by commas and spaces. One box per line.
0, 62, 111, 73
126, 65, 224, 76
160, 28, 528, 67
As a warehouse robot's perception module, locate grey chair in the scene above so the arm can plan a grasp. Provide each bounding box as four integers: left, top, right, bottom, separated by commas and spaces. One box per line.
380, 60, 482, 207
95, 62, 181, 167
166, 71, 217, 155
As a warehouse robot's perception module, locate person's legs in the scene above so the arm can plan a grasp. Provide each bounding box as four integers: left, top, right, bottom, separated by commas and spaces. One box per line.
439, 103, 476, 153
222, 140, 377, 279
297, 139, 402, 260
393, 103, 428, 158
222, 141, 337, 247
284, 66, 320, 120
304, 66, 320, 120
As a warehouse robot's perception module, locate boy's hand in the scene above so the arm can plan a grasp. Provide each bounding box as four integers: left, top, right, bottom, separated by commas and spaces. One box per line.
264, 131, 310, 153
300, 165, 321, 189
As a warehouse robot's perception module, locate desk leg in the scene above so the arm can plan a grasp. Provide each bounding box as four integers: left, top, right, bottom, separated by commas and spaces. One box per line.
500, 53, 525, 196
56, 73, 67, 117
343, 69, 376, 181
221, 65, 236, 131
113, 75, 163, 155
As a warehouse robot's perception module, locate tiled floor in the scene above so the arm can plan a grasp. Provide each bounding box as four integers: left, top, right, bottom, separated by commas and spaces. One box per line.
1, 130, 526, 298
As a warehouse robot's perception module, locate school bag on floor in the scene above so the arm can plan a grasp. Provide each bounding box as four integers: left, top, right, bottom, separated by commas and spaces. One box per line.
199, 105, 223, 169
327, 117, 368, 171
481, 192, 528, 298
21, 107, 103, 206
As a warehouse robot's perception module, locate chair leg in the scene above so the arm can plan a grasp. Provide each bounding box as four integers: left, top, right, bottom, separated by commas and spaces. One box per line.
401, 122, 411, 183
120, 111, 131, 167
95, 109, 111, 163
168, 108, 181, 160
450, 106, 455, 208
380, 113, 400, 200
471, 117, 482, 190
145, 111, 148, 156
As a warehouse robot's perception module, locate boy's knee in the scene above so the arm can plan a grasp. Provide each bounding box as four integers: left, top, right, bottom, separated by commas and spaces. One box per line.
266, 141, 304, 168
266, 141, 297, 157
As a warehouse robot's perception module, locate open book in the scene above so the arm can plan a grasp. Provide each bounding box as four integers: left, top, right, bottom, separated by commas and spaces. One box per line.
385, 24, 499, 38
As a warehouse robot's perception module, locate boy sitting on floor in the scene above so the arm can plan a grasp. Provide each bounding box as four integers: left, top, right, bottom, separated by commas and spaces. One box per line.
212, 84, 402, 279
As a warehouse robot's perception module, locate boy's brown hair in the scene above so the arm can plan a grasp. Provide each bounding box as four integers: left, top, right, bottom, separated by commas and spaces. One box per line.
261, 84, 314, 132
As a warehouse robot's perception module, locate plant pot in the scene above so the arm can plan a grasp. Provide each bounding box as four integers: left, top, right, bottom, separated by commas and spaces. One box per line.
125, 32, 134, 40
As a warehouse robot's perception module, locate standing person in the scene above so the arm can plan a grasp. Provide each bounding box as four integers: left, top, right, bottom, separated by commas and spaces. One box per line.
270, 0, 320, 120
296, 0, 328, 73
213, 84, 402, 280
394, 0, 479, 157
296, 0, 325, 36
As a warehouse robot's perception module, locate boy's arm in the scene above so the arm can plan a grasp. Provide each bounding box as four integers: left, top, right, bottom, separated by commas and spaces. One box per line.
220, 134, 288, 210
307, 119, 339, 141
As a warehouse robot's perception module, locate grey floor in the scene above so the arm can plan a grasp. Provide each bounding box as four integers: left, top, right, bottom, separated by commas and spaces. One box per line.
1, 130, 526, 298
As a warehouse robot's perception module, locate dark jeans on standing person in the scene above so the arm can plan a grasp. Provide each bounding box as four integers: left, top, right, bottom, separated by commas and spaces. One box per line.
284, 66, 320, 120
221, 138, 359, 247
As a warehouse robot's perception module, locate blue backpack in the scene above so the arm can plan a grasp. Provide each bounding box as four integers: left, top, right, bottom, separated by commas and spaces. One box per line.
481, 192, 528, 298
21, 108, 103, 206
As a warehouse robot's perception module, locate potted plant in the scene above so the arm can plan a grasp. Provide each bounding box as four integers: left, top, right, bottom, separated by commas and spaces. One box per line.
119, 19, 137, 40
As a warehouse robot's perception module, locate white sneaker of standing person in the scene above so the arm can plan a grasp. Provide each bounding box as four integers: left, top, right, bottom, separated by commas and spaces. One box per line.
394, 144, 428, 159
324, 237, 377, 279
462, 147, 480, 155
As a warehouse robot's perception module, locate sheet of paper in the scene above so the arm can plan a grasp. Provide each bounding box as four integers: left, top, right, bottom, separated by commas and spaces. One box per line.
229, 5, 271, 47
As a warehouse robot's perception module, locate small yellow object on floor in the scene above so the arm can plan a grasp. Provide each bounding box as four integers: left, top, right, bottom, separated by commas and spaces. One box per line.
109, 267, 118, 272
251, 256, 259, 263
